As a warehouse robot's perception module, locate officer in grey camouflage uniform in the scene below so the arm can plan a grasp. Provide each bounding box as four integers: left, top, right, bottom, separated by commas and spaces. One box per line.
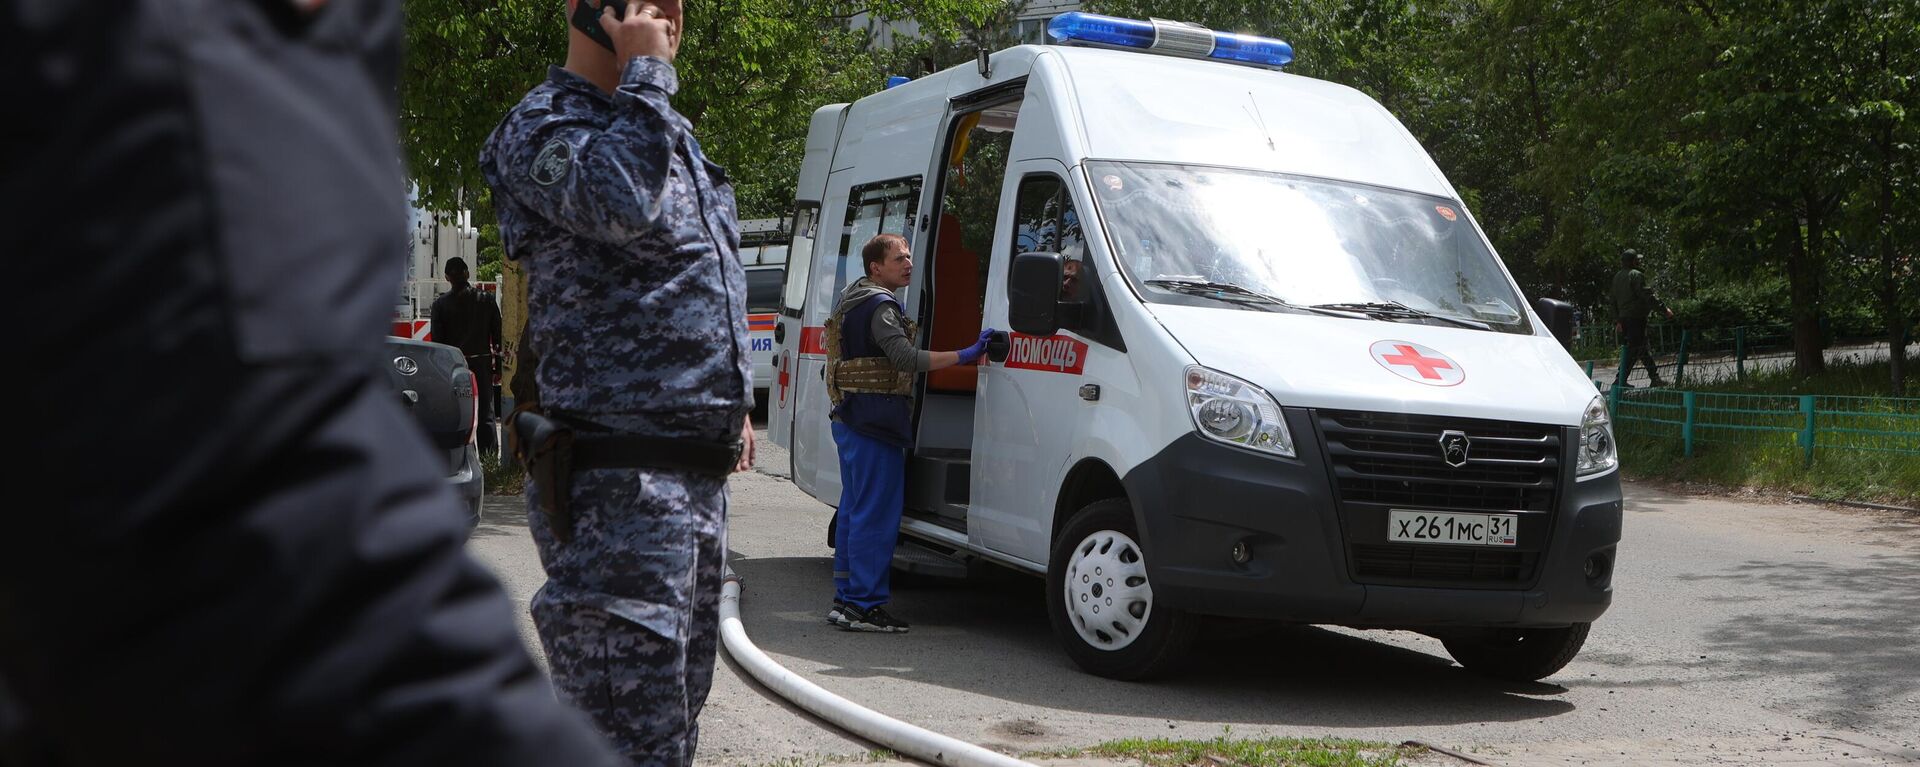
480, 1, 754, 764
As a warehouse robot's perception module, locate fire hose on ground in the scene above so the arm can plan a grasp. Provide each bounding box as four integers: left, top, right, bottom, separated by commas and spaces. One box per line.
718, 568, 1039, 767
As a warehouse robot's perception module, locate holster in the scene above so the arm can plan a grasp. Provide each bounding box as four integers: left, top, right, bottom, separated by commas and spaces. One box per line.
508, 407, 745, 545
508, 407, 577, 543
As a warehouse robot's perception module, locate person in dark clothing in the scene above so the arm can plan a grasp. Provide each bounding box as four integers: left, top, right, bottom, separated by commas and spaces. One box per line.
823, 233, 995, 634
1610, 249, 1676, 388
1, 1, 617, 764
432, 256, 504, 453
481, 0, 757, 762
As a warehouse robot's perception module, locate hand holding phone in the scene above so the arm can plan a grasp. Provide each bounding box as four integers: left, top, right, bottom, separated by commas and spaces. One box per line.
569, 0, 619, 53
570, 0, 679, 64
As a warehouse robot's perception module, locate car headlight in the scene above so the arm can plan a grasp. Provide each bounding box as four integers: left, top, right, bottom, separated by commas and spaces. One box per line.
1186, 366, 1294, 457
1576, 394, 1617, 477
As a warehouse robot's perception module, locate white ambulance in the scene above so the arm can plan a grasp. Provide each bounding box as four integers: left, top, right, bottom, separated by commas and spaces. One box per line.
768, 13, 1622, 682
739, 217, 789, 405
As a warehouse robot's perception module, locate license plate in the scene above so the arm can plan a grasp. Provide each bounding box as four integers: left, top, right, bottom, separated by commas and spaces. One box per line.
1388, 510, 1518, 547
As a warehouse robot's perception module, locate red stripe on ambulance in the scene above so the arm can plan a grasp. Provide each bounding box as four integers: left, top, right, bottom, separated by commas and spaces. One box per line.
799, 326, 826, 355
1003, 333, 1088, 375
391, 319, 431, 342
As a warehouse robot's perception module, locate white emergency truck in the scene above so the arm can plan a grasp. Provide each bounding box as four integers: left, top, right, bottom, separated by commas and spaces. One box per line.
740, 217, 789, 405
769, 13, 1622, 682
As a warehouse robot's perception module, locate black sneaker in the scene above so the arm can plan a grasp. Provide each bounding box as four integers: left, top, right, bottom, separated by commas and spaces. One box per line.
825, 602, 854, 628
842, 605, 910, 634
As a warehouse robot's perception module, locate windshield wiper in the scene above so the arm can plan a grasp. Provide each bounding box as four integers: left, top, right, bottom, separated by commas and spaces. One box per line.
1146, 278, 1350, 318
1309, 300, 1491, 330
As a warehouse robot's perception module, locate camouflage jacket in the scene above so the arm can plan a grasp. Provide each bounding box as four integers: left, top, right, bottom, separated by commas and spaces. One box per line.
482, 60, 750, 431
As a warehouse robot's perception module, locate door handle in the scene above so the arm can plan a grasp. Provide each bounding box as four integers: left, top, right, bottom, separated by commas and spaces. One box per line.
986, 330, 1009, 363
774, 323, 786, 343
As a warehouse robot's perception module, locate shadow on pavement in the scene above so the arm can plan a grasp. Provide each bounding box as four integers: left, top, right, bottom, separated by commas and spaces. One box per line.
471, 494, 528, 539
1678, 555, 1920, 732
729, 554, 1576, 729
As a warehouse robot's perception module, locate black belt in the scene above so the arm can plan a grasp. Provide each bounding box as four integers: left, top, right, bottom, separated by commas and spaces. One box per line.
570, 433, 741, 475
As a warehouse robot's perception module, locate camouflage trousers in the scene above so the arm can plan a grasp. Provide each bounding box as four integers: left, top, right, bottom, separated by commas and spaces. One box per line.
527, 464, 728, 767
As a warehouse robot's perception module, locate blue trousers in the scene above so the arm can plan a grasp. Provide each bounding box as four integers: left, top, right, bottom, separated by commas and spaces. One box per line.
832, 422, 905, 610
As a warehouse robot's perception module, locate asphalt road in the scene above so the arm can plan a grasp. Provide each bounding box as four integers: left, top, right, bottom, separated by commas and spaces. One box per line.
466, 430, 1920, 766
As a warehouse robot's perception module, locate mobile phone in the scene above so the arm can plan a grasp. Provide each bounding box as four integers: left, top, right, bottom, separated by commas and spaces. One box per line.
570, 0, 621, 52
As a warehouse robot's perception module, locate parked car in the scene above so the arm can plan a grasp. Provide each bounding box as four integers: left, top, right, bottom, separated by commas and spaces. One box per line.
384, 336, 484, 529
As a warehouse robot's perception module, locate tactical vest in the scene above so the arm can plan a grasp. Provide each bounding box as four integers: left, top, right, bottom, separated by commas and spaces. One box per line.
826, 292, 916, 447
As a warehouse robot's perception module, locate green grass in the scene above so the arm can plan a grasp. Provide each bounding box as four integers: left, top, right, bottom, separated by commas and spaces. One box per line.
1619, 434, 1919, 504
1052, 734, 1424, 767
481, 450, 526, 496
753, 750, 898, 767
1615, 358, 1919, 505
750, 737, 1423, 767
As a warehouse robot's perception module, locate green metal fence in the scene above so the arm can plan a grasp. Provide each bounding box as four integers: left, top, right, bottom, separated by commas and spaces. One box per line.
1572, 322, 1800, 369
1576, 324, 1815, 386
1609, 387, 1920, 465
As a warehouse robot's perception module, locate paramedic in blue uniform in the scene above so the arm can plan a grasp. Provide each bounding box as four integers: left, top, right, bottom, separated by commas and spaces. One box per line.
2, 0, 618, 764
825, 234, 994, 633
480, 0, 755, 763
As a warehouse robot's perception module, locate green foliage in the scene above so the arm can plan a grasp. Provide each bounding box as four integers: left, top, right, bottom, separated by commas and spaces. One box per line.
402, 0, 1007, 217
1620, 431, 1919, 505
407, 0, 1918, 391
1084, 0, 1917, 389
1079, 733, 1419, 767
481, 449, 525, 496
1670, 277, 1791, 330
1616, 359, 1919, 503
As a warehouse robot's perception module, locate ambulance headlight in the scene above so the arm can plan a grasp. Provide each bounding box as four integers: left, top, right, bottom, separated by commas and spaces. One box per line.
1186, 366, 1294, 457
1576, 395, 1618, 477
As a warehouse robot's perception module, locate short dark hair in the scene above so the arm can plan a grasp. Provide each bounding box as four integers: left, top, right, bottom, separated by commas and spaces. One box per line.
862, 234, 907, 277
445, 256, 469, 273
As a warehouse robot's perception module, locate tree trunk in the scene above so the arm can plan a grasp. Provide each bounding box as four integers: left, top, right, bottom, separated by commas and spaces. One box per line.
1787, 209, 1826, 378
1879, 123, 1907, 396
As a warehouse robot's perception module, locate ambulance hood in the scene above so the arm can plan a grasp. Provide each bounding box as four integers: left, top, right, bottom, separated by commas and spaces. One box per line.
1149, 304, 1598, 427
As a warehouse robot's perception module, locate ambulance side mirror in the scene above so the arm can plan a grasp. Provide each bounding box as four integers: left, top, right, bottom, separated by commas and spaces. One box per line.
1009, 251, 1063, 337
1535, 297, 1575, 348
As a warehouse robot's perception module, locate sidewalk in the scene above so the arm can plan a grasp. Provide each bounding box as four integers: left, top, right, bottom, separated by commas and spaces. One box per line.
1584, 341, 1916, 390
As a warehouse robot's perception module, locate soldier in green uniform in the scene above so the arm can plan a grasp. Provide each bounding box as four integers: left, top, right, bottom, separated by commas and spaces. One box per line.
1610, 249, 1675, 388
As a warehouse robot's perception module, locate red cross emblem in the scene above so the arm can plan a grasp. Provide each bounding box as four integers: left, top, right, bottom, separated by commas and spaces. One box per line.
777, 354, 791, 403
1370, 340, 1465, 386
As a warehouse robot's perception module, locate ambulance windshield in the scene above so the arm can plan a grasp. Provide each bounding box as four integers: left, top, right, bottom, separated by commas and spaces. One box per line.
1088, 162, 1529, 333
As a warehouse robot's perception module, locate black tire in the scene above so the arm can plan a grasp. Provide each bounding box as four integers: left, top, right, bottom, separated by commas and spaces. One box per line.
1046, 498, 1196, 680
1443, 622, 1591, 682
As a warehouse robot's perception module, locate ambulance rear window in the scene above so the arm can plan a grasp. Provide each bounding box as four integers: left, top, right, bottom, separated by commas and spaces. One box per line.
746, 268, 784, 313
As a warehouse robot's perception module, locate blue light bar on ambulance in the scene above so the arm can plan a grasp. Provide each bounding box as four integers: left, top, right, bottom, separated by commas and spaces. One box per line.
1046, 12, 1294, 69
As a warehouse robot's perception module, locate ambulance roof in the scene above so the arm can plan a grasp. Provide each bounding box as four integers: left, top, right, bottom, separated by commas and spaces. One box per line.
839, 45, 1456, 201
1043, 46, 1453, 198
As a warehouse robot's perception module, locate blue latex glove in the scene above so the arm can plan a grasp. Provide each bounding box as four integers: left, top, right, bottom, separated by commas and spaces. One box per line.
957, 328, 997, 365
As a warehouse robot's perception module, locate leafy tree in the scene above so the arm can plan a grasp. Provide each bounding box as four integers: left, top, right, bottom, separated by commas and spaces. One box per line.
403, 0, 1004, 217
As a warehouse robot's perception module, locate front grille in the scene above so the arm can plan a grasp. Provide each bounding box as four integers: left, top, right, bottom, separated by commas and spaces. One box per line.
1319, 410, 1560, 512
1316, 409, 1564, 587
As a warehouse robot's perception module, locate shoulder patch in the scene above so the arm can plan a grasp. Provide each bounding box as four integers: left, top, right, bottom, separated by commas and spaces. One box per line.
529, 139, 572, 187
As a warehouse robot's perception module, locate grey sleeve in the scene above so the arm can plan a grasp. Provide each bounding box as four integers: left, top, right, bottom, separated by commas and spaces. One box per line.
871, 303, 931, 372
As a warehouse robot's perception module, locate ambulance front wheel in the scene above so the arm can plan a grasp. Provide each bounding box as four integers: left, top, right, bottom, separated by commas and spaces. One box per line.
1046, 498, 1197, 681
